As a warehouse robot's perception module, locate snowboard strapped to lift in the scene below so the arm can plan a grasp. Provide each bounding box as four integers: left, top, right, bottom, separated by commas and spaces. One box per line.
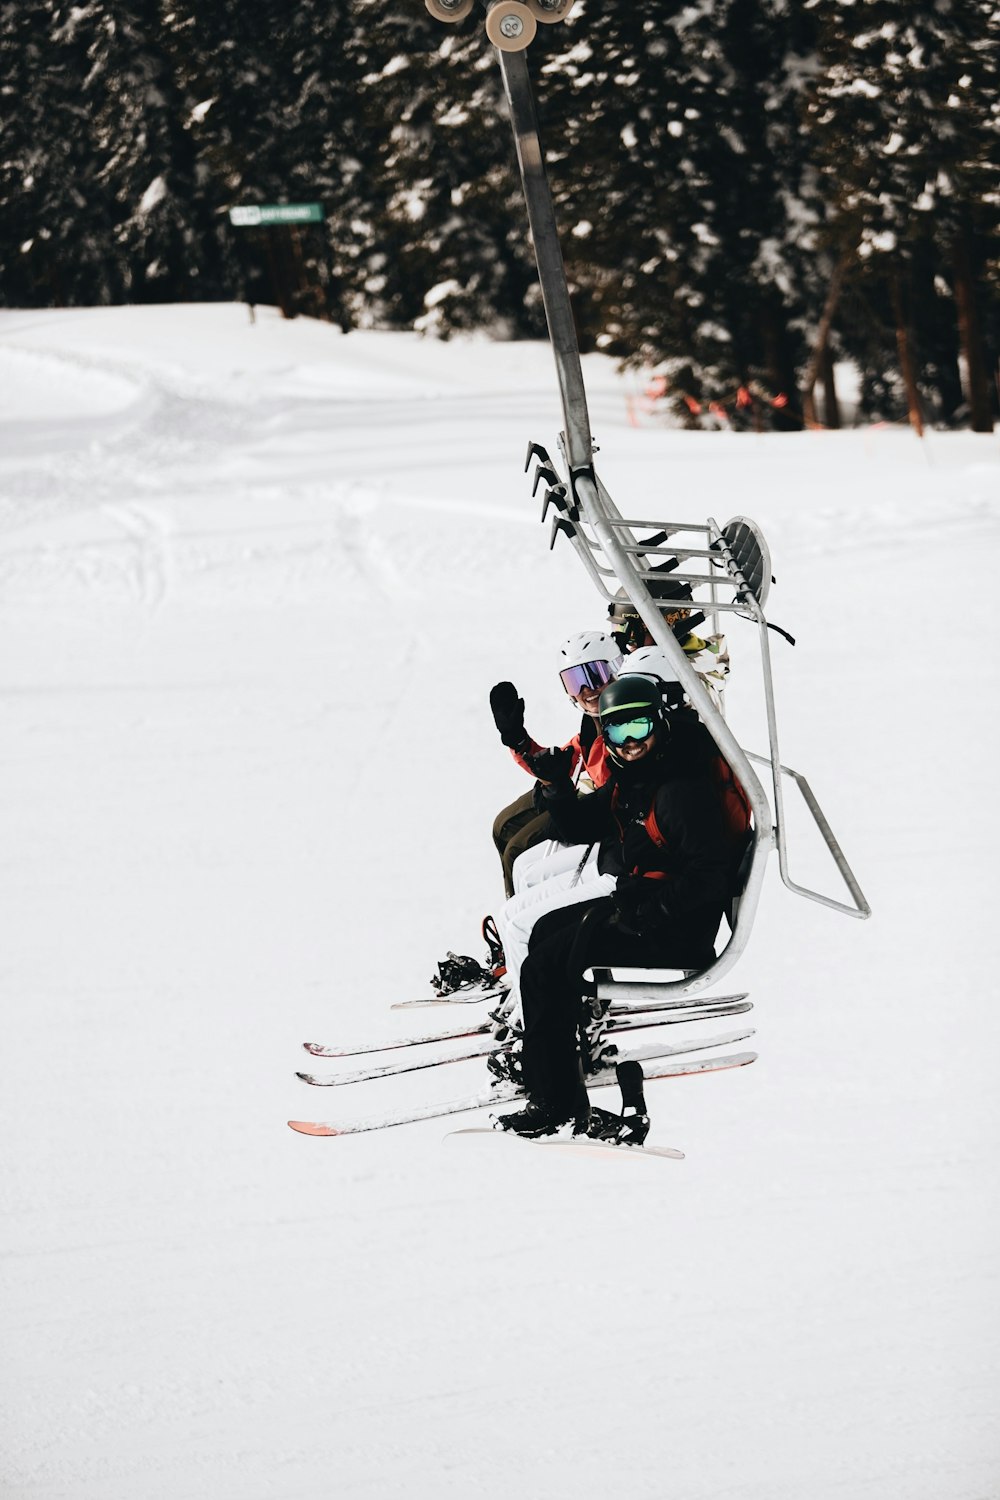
427, 3, 870, 1006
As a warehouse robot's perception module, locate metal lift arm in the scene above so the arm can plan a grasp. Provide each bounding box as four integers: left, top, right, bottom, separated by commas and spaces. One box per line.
493, 34, 868, 1001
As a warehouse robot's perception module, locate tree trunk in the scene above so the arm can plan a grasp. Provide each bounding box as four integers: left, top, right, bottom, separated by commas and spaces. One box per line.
261, 228, 296, 319
821, 345, 841, 429
890, 272, 924, 438
802, 249, 851, 427
952, 222, 994, 432
757, 299, 802, 430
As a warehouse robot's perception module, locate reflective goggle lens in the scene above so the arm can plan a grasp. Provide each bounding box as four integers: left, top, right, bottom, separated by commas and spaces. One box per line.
559, 658, 619, 696
603, 715, 656, 747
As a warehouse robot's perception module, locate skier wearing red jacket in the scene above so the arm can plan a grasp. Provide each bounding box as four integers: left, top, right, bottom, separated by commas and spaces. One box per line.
489, 630, 621, 898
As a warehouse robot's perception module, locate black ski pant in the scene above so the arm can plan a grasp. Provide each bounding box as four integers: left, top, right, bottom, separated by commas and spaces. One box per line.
519, 895, 716, 1116
492, 789, 555, 899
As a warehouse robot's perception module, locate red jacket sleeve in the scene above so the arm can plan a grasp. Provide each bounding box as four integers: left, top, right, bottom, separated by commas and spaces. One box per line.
510, 729, 584, 780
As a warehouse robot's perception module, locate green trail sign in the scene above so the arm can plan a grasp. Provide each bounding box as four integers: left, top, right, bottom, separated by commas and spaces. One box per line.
229, 203, 325, 227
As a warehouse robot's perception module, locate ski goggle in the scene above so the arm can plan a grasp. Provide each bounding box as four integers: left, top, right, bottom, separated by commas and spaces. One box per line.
559, 657, 620, 697
610, 606, 692, 651
603, 715, 656, 748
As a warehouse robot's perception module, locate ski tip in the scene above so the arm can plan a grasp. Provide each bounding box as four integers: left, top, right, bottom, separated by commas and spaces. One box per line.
390, 986, 508, 1010
390, 997, 484, 1010
288, 1120, 338, 1137
295, 1072, 323, 1085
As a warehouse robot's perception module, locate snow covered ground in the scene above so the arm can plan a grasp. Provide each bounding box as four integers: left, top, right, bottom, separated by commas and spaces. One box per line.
1, 303, 998, 1500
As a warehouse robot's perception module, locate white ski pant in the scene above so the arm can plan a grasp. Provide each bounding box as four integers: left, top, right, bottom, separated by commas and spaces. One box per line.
497, 842, 617, 1004
512, 838, 594, 895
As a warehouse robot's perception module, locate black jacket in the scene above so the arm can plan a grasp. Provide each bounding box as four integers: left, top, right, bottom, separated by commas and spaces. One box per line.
537, 717, 733, 942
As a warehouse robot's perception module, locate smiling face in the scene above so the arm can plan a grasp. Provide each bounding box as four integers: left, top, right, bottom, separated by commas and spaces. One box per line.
571, 683, 604, 715
559, 656, 619, 716
600, 706, 660, 767
611, 732, 655, 764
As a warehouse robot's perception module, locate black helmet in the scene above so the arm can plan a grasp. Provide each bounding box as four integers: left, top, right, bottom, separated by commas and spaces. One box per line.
598, 673, 668, 765
598, 673, 661, 722
607, 572, 694, 652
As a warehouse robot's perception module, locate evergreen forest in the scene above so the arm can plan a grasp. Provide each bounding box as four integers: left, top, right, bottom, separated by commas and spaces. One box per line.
3, 0, 998, 429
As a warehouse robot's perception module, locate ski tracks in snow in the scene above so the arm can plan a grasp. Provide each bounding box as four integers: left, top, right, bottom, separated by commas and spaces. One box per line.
0, 329, 535, 612
100, 502, 174, 608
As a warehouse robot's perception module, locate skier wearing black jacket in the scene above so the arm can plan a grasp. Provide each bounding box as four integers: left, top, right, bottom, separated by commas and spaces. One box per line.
495, 671, 737, 1140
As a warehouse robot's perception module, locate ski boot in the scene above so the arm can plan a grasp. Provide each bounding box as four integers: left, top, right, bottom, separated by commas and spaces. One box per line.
493, 1079, 590, 1139
493, 1099, 571, 1138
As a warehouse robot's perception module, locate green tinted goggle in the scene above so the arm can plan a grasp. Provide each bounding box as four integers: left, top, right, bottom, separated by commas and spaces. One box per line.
603, 715, 656, 748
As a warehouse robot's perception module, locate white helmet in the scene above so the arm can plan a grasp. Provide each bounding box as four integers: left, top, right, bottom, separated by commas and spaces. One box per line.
620, 645, 675, 681
556, 630, 623, 699
619, 645, 688, 712
557, 630, 622, 671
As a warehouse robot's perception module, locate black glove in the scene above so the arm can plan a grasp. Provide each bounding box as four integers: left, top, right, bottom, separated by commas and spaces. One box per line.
612, 875, 665, 938
530, 745, 575, 786
490, 681, 527, 749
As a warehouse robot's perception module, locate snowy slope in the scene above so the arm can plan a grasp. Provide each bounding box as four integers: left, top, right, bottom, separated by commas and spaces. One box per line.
0, 304, 998, 1500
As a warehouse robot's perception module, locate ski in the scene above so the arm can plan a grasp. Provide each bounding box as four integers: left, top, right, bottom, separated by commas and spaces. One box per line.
607, 989, 749, 1016
390, 984, 508, 1010
287, 1049, 757, 1136
446, 1128, 686, 1162
297, 1024, 754, 1087
302, 993, 751, 1059
393, 984, 746, 1014
304, 1023, 493, 1058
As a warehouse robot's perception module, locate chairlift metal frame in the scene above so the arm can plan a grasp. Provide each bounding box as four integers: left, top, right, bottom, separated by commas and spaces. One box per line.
492, 41, 869, 1002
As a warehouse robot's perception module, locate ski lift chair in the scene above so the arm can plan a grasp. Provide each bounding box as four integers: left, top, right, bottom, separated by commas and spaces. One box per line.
482, 34, 870, 1009
526, 449, 871, 1010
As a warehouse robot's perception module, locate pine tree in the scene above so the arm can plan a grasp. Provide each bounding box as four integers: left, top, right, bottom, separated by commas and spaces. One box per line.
349, 2, 543, 335
4, 0, 994, 429
191, 0, 374, 323
1, 0, 126, 305
529, 0, 820, 427
803, 0, 999, 430
83, 0, 233, 303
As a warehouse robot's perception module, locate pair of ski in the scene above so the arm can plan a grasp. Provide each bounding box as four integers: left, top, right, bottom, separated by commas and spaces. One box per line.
298, 995, 753, 1085
289, 992, 756, 1139
305, 990, 750, 1060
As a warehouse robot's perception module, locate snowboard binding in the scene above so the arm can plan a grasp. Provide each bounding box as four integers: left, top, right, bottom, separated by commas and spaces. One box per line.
481, 914, 507, 982
429, 918, 507, 998
586, 1062, 651, 1146
429, 951, 493, 997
